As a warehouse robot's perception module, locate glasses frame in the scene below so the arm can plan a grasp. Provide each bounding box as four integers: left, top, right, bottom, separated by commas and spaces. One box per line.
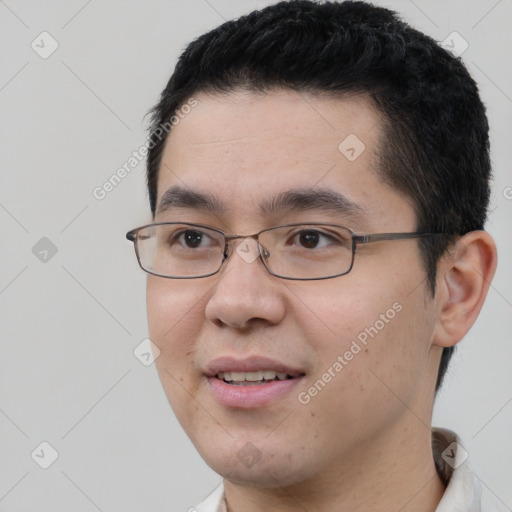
126, 221, 445, 281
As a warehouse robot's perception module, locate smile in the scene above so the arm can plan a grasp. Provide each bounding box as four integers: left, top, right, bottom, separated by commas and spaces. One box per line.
204, 356, 306, 407
216, 370, 296, 385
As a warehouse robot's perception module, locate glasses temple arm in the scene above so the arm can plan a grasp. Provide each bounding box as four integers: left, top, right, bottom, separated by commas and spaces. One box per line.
353, 232, 445, 244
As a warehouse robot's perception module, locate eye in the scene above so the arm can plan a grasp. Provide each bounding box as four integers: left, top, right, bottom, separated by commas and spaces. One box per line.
169, 229, 216, 249
290, 229, 341, 249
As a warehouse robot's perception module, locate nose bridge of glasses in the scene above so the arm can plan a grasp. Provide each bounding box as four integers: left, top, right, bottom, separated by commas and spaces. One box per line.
224, 233, 263, 255
221, 234, 275, 270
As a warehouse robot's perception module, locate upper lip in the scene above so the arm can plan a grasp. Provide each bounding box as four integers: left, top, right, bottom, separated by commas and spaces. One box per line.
204, 356, 305, 378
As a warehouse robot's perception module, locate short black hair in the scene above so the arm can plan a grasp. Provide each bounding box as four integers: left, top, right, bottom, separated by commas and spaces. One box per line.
145, 0, 491, 393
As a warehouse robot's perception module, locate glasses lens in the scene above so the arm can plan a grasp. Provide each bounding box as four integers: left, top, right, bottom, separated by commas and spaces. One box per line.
136, 224, 225, 278
259, 224, 354, 279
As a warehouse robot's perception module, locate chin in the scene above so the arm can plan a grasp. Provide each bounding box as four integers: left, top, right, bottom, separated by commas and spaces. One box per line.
194, 437, 312, 489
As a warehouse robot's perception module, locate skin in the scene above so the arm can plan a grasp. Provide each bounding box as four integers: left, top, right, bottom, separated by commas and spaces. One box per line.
146, 89, 497, 511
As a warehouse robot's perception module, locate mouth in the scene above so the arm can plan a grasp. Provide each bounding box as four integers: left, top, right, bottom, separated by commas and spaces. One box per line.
205, 356, 306, 408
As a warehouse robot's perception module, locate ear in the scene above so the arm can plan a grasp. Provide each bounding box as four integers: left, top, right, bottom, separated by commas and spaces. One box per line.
432, 230, 497, 348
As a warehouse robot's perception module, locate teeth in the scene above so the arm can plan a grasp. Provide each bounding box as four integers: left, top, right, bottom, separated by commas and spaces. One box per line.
246, 371, 264, 381
216, 370, 292, 382
231, 372, 246, 381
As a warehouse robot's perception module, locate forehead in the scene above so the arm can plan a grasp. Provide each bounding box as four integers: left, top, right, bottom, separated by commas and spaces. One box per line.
156, 89, 413, 231
164, 89, 381, 165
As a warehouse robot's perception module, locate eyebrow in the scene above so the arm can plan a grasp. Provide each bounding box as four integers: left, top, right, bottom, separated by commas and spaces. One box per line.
156, 185, 364, 219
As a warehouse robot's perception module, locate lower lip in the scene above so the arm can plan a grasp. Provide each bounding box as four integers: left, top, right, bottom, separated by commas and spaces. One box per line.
206, 376, 303, 408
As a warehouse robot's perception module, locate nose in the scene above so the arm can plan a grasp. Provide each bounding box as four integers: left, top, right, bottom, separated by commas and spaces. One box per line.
204, 237, 286, 330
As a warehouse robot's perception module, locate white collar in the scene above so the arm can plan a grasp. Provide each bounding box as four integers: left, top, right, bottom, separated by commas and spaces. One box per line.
194, 428, 481, 512
432, 427, 481, 512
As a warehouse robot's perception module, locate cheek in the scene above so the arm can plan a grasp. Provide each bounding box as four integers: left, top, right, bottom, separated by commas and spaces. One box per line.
146, 277, 205, 407
291, 277, 433, 421
147, 277, 223, 437
146, 276, 205, 345
286, 279, 395, 358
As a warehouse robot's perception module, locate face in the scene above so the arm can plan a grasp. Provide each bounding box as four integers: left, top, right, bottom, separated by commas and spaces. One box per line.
147, 89, 441, 488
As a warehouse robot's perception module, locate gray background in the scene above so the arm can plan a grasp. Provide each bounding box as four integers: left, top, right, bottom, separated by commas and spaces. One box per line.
0, 0, 511, 510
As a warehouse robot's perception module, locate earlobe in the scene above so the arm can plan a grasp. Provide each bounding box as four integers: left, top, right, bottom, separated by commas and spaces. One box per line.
432, 231, 497, 348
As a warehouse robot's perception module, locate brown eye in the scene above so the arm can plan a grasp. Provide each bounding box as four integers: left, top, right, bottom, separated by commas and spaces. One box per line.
288, 229, 342, 250
298, 231, 321, 248
181, 230, 205, 248
166, 229, 215, 250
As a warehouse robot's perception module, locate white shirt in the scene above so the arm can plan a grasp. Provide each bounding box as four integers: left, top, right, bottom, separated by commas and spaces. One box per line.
193, 428, 483, 512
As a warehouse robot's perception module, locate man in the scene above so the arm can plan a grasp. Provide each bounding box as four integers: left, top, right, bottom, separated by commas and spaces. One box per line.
126, 1, 497, 510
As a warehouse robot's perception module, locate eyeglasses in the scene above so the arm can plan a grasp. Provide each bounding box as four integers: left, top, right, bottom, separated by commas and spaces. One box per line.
126, 222, 443, 281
